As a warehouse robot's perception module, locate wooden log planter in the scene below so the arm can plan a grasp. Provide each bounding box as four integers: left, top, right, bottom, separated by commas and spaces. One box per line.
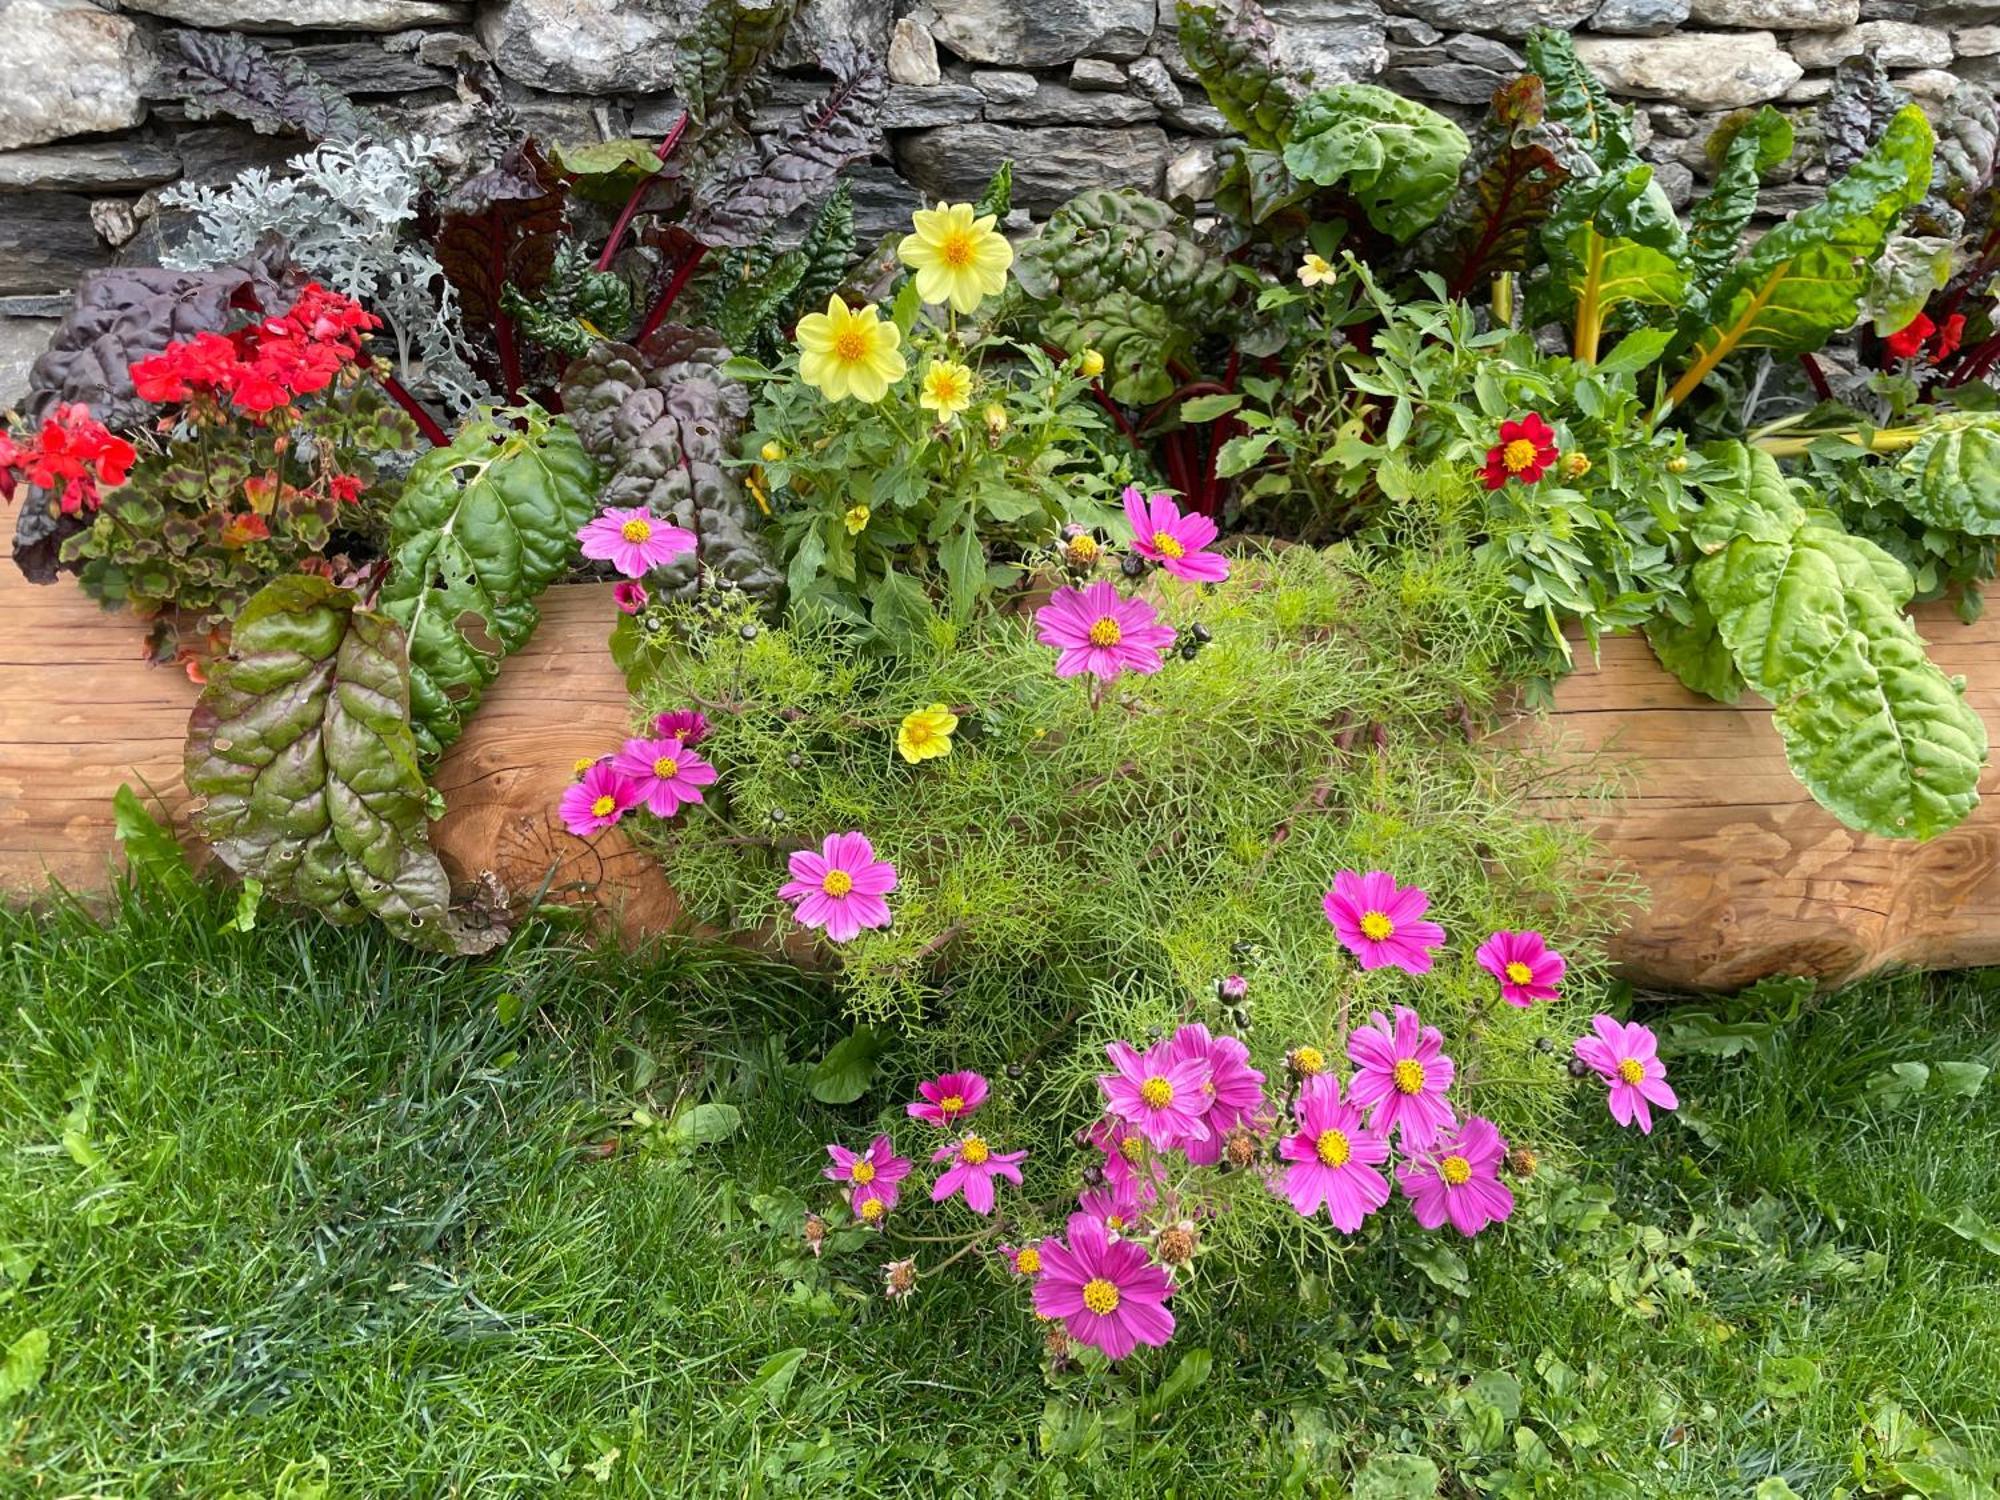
6, 560, 2000, 991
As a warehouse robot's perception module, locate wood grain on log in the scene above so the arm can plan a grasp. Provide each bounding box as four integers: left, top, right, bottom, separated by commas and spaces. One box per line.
5, 563, 1999, 989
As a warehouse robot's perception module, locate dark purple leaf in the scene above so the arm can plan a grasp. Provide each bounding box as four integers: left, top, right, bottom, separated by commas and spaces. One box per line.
153, 29, 376, 143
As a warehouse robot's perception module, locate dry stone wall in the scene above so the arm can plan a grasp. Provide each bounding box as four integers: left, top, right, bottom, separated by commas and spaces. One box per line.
1, 0, 1993, 404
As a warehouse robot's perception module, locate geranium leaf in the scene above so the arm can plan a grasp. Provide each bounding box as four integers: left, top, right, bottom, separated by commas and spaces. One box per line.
185, 575, 509, 953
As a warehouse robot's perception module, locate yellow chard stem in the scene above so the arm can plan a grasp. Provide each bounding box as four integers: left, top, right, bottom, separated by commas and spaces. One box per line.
1753, 426, 1927, 459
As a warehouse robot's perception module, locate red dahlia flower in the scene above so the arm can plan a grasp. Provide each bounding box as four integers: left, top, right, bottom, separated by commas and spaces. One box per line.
1480, 412, 1559, 490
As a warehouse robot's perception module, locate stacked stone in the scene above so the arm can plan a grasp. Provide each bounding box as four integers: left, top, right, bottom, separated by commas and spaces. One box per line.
0, 0, 1994, 405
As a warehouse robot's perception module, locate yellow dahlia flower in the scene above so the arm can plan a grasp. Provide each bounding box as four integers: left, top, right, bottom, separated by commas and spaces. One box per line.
897, 703, 959, 764
1297, 254, 1336, 288
796, 295, 907, 403
897, 202, 1014, 314
919, 359, 975, 421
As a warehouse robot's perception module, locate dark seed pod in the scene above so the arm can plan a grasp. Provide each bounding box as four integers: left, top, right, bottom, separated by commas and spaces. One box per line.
1567, 1056, 1590, 1078
739, 623, 760, 642
786, 752, 805, 769
1534, 1036, 1554, 1054
1231, 939, 1253, 960
1006, 1062, 1024, 1080
768, 807, 787, 824
1120, 553, 1147, 579
1179, 641, 1200, 661
1190, 622, 1212, 644
1082, 1163, 1107, 1188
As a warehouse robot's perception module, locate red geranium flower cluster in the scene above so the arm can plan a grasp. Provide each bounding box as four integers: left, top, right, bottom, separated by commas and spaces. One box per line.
130, 282, 381, 418
1480, 411, 1559, 489
1883, 311, 1966, 366
0, 403, 137, 515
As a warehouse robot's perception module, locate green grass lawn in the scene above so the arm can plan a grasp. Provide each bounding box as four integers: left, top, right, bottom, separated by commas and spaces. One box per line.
2, 886, 1997, 1496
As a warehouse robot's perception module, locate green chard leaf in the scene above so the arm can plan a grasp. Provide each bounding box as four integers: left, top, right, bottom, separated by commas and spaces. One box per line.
674, 0, 800, 128
1685, 106, 1793, 305
1667, 107, 1934, 408
1685, 443, 1986, 839
1281, 85, 1470, 242
1645, 599, 1744, 703
1174, 0, 1303, 151
376, 405, 599, 763
185, 576, 510, 954
1895, 414, 2000, 535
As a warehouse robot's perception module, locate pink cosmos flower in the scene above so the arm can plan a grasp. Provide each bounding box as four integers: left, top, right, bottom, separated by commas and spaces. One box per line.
1323, 870, 1447, 974
653, 708, 711, 746
1476, 929, 1566, 1007
1098, 1039, 1213, 1150
1346, 1005, 1457, 1151
778, 831, 897, 943
1077, 1181, 1146, 1235
929, 1133, 1026, 1215
1163, 1023, 1266, 1166
1396, 1115, 1514, 1237
1088, 1115, 1167, 1196
823, 1135, 913, 1210
849, 1185, 896, 1227
1277, 1073, 1391, 1232
613, 580, 649, 614
1035, 579, 1178, 681
578, 505, 697, 578
559, 761, 640, 836
1573, 1015, 1678, 1133
1031, 1211, 1175, 1361
907, 1070, 989, 1127
609, 735, 718, 819
1123, 485, 1229, 583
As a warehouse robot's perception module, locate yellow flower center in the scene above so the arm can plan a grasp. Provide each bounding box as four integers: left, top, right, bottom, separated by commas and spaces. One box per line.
652, 755, 679, 779
834, 328, 870, 363
822, 869, 854, 897
1088, 617, 1122, 648
620, 517, 653, 543
1152, 531, 1185, 559
931, 372, 964, 402
1315, 1128, 1351, 1167
1014, 1246, 1041, 1274
1119, 1136, 1144, 1162
1503, 438, 1540, 473
1392, 1058, 1427, 1096
859, 1196, 885, 1221
850, 1160, 876, 1184
1617, 1058, 1646, 1085
1139, 1077, 1174, 1110
939, 1093, 965, 1115
1440, 1154, 1473, 1187
1105, 1214, 1125, 1231
1081, 1278, 1121, 1315
1065, 534, 1099, 564
1505, 961, 1535, 986
940, 231, 976, 268
1292, 1046, 1326, 1076
960, 1135, 990, 1165
573, 757, 596, 776
905, 723, 936, 750
589, 794, 616, 818
1359, 911, 1395, 942
844, 505, 870, 533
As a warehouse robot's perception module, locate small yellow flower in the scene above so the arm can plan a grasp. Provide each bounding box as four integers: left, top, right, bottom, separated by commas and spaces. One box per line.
795, 295, 907, 403
843, 503, 871, 534
1297, 254, 1336, 288
896, 703, 959, 764
572, 757, 597, 778
919, 359, 975, 421
982, 402, 1009, 438
1078, 348, 1105, 379
897, 202, 1014, 314
760, 440, 785, 463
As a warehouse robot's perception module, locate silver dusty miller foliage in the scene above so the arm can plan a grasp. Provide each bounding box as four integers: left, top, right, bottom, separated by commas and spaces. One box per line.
160, 137, 491, 414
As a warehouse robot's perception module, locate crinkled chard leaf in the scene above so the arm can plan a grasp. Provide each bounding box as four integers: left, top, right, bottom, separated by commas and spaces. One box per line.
185, 575, 509, 954
674, 0, 800, 128
375, 405, 599, 762
1896, 414, 2000, 536
560, 331, 783, 603
1424, 76, 1578, 299
689, 45, 886, 250
152, 30, 377, 143
1683, 442, 1986, 840
1684, 106, 1792, 308
1821, 53, 1906, 181
1175, 0, 1302, 152
437, 139, 569, 387
1280, 86, 1469, 243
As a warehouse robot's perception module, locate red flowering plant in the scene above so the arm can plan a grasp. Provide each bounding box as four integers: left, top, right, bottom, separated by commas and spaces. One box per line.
7, 282, 418, 637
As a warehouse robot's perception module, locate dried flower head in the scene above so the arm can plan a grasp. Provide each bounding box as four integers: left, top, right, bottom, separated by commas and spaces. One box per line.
883, 1257, 918, 1301
803, 1211, 827, 1257
1156, 1222, 1197, 1266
